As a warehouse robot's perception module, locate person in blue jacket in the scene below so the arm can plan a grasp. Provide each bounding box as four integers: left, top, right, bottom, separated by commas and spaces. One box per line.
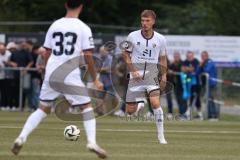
199, 51, 218, 120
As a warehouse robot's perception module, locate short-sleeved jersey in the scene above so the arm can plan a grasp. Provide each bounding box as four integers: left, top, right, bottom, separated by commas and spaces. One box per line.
43, 17, 94, 81
126, 30, 166, 64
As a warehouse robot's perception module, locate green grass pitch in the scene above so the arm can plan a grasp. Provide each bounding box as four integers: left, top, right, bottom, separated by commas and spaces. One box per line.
0, 111, 240, 160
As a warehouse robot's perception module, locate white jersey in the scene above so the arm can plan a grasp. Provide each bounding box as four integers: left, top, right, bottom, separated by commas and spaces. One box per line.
125, 30, 167, 102
43, 17, 94, 81
126, 30, 167, 64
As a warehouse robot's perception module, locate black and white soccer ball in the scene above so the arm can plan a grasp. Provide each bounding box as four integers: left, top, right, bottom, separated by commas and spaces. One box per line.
63, 125, 80, 141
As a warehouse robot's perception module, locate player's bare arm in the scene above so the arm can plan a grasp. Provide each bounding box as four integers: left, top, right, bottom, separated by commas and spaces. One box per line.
83, 49, 103, 90
159, 51, 167, 89
122, 50, 141, 81
160, 52, 167, 80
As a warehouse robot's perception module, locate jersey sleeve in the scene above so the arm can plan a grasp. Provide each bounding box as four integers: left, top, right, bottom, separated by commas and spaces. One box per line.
81, 27, 94, 51
160, 36, 167, 56
125, 33, 134, 53
43, 25, 53, 49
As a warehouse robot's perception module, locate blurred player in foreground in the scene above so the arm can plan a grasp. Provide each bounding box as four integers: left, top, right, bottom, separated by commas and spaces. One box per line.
11, 0, 107, 158
122, 10, 168, 144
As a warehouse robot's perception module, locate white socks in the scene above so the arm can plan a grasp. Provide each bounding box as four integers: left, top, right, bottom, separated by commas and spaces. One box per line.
82, 107, 96, 144
19, 109, 47, 142
197, 111, 203, 117
136, 102, 144, 112
17, 106, 164, 145
17, 107, 97, 145
153, 107, 166, 142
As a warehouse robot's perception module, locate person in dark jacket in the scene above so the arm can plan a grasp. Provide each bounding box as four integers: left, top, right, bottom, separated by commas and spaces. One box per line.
28, 45, 43, 111
169, 52, 188, 117
96, 46, 114, 115
8, 41, 34, 110
199, 51, 218, 120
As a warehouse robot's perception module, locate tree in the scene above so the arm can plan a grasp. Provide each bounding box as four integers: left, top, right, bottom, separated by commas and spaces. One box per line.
0, 0, 240, 35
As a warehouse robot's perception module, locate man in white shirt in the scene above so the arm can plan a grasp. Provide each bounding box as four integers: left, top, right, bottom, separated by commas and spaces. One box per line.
122, 10, 168, 144
11, 0, 107, 158
0, 43, 11, 109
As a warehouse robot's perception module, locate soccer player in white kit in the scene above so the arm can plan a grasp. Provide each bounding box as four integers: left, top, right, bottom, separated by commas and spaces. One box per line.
122, 10, 168, 144
11, 0, 107, 158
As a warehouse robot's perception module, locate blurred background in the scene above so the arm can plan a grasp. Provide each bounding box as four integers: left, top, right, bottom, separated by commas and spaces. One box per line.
1, 0, 240, 34
0, 0, 240, 120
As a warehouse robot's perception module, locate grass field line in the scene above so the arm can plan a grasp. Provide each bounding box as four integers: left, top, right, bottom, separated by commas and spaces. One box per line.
0, 125, 240, 134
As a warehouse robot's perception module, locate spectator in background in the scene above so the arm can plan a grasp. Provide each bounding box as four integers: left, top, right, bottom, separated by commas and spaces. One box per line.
169, 52, 188, 117
25, 40, 35, 111
36, 47, 46, 80
96, 46, 114, 115
199, 51, 218, 121
113, 55, 128, 117
182, 51, 202, 120
6, 42, 18, 53
0, 43, 12, 110
5, 42, 18, 110
25, 40, 34, 53
166, 58, 174, 119
8, 41, 33, 111
28, 45, 42, 111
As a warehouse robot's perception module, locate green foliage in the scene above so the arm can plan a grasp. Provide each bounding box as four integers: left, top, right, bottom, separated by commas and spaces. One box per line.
0, 0, 240, 35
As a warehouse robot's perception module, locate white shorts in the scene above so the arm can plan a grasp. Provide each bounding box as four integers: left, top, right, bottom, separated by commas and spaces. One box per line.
126, 63, 161, 103
39, 79, 91, 106
126, 83, 160, 103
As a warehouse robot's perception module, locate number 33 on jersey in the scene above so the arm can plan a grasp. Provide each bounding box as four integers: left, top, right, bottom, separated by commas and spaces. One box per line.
43, 17, 94, 81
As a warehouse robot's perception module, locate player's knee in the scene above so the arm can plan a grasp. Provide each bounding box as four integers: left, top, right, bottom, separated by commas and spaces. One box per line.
39, 101, 52, 114
149, 94, 160, 108
39, 106, 51, 114
151, 101, 160, 109
78, 103, 92, 112
149, 97, 160, 109
126, 104, 137, 115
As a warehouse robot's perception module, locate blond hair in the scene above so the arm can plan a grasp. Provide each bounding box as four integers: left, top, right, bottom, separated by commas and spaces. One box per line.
141, 10, 156, 19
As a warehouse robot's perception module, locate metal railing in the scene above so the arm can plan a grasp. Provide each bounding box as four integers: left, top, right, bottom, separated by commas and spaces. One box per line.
1, 66, 239, 118
0, 67, 211, 115
0, 67, 39, 110
170, 71, 210, 119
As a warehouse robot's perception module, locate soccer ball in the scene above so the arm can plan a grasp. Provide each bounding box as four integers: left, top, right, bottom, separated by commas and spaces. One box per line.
63, 125, 80, 141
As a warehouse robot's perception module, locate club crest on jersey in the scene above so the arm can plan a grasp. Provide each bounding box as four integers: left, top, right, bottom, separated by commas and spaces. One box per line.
89, 37, 94, 46
137, 42, 140, 45
152, 43, 156, 48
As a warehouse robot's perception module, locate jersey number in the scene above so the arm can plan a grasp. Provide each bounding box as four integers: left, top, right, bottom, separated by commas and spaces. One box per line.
53, 32, 77, 56
143, 49, 152, 57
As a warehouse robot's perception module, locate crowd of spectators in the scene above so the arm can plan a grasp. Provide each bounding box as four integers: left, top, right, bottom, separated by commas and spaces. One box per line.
114, 50, 218, 121
0, 41, 218, 120
0, 41, 46, 112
